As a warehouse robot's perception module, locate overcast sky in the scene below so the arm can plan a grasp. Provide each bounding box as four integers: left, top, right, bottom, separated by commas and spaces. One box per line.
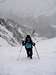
0, 0, 56, 17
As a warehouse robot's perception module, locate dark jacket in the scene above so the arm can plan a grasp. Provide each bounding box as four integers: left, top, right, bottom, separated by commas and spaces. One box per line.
22, 35, 35, 49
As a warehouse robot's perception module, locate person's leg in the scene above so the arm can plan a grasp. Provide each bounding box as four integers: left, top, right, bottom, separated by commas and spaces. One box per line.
26, 48, 33, 59
26, 48, 30, 57
29, 48, 33, 59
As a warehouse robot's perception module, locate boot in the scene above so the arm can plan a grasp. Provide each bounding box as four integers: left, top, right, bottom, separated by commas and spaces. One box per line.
30, 56, 32, 59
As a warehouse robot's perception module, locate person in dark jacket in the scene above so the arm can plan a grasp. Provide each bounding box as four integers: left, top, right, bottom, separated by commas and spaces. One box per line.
22, 35, 35, 59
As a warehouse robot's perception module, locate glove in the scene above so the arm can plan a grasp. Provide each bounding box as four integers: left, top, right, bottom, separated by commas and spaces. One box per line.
22, 40, 25, 46
33, 43, 35, 46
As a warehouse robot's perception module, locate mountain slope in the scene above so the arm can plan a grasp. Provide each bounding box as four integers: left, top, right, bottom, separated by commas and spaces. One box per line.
0, 38, 56, 75
0, 18, 37, 46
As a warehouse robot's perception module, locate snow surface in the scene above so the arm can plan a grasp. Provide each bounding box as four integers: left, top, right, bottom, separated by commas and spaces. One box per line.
0, 37, 11, 47
0, 38, 56, 75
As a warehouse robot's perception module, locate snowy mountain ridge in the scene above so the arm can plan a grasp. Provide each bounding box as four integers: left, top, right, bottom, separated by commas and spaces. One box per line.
0, 24, 19, 47
0, 18, 40, 47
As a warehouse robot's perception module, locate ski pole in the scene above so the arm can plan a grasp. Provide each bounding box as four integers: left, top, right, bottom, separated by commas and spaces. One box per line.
17, 44, 23, 60
35, 41, 39, 44
19, 44, 23, 57
34, 46, 40, 59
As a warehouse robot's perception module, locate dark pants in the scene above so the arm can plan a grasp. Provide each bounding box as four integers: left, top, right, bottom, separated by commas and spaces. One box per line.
26, 48, 33, 58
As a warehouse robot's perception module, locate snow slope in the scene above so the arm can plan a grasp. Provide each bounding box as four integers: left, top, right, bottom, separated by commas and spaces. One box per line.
0, 37, 11, 47
0, 24, 19, 47
0, 38, 56, 75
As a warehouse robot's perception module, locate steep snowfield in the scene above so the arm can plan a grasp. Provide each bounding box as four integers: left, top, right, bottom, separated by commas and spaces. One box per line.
0, 38, 56, 75
0, 20, 35, 46
0, 24, 19, 47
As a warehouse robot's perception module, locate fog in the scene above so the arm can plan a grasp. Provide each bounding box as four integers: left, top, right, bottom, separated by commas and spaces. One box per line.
0, 0, 56, 38
0, 0, 56, 17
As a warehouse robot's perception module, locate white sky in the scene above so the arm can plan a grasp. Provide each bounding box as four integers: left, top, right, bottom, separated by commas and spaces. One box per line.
0, 0, 56, 17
